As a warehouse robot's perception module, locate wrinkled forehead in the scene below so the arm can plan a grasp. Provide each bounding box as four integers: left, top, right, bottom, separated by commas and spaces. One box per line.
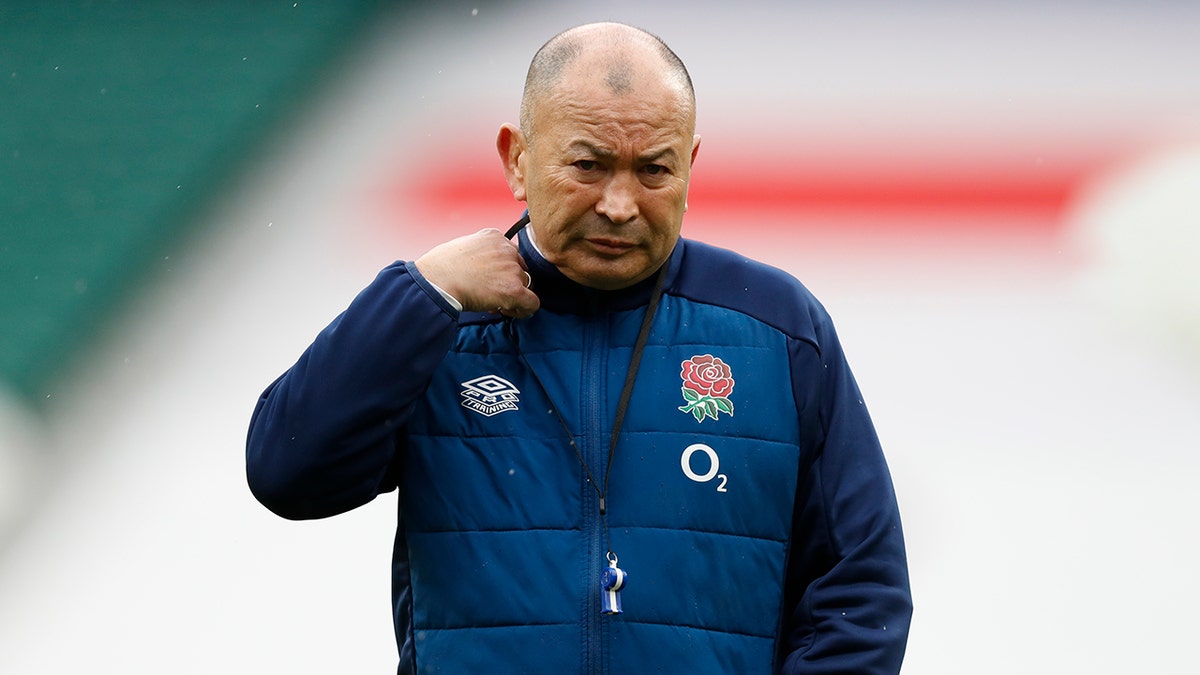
534, 55, 694, 140
545, 89, 694, 150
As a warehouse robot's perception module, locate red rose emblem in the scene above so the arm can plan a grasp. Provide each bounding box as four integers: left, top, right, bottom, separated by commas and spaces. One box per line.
678, 355, 736, 422
681, 355, 735, 398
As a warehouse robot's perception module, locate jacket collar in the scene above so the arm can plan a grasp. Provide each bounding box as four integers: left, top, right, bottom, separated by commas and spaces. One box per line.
518, 228, 680, 315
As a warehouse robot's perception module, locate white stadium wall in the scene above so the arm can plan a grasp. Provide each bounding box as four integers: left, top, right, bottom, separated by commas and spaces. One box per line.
2, 2, 1198, 673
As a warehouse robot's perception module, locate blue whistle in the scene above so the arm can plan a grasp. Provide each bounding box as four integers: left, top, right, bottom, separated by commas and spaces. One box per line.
601, 563, 627, 615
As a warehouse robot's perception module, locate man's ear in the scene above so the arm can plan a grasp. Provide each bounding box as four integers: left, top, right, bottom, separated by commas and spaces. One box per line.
683, 134, 702, 213
497, 123, 528, 202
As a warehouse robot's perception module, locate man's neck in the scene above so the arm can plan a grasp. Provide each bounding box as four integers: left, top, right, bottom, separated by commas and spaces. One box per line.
526, 222, 545, 257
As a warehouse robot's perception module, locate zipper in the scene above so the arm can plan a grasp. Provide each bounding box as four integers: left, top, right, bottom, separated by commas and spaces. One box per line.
508, 264, 668, 674
582, 309, 607, 674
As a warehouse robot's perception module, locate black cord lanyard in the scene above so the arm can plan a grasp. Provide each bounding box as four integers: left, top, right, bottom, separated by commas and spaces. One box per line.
504, 211, 531, 239
513, 263, 666, 510
509, 262, 666, 512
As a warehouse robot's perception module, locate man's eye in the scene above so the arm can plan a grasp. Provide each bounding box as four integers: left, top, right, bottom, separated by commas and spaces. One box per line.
641, 164, 673, 182
574, 160, 599, 171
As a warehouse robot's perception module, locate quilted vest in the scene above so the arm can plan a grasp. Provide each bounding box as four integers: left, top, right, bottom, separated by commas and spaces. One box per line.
398, 241, 812, 673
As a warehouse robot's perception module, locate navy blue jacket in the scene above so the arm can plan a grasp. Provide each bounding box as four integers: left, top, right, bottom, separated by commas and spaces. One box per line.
247, 232, 912, 673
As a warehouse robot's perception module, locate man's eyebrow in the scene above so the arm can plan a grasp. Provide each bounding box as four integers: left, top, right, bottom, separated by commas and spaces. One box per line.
640, 146, 680, 165
567, 140, 615, 159
566, 140, 681, 164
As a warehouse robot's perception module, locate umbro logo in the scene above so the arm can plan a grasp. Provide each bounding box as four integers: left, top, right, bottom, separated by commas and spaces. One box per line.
460, 375, 521, 417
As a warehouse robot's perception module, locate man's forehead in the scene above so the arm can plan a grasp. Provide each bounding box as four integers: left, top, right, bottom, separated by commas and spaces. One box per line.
563, 137, 685, 160
528, 87, 694, 154
544, 64, 692, 122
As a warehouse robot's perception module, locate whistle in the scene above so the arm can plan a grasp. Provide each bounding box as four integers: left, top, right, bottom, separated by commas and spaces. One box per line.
601, 562, 627, 615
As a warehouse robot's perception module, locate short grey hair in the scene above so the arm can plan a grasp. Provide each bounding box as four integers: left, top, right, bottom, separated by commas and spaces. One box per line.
519, 23, 695, 143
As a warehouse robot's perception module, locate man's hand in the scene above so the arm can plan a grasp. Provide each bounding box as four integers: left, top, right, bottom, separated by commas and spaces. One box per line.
414, 228, 541, 319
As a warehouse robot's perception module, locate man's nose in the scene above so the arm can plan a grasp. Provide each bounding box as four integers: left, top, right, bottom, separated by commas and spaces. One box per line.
596, 172, 639, 224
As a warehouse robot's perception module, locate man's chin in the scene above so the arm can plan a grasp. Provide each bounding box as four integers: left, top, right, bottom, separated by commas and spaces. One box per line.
564, 264, 655, 291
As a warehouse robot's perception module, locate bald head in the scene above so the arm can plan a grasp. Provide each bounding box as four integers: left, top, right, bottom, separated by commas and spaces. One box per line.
519, 22, 695, 143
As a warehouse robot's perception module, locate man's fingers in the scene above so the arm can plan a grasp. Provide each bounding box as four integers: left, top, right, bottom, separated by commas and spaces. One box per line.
499, 287, 541, 319
416, 228, 537, 315
496, 268, 539, 318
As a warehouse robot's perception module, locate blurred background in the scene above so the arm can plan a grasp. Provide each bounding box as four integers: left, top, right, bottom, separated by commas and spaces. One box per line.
2, 1, 1199, 672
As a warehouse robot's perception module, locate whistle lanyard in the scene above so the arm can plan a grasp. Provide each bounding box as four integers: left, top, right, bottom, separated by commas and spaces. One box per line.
506, 260, 667, 614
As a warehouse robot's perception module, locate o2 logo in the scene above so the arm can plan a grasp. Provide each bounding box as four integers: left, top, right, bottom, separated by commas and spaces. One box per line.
680, 443, 728, 493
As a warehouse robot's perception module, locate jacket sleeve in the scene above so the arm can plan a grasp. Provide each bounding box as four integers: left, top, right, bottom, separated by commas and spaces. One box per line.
245, 261, 459, 520
777, 310, 913, 673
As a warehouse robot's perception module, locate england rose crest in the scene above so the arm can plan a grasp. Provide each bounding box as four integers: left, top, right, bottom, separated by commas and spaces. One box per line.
678, 354, 735, 423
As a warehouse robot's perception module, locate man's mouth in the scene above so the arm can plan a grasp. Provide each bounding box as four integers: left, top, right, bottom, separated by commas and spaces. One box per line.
587, 238, 636, 255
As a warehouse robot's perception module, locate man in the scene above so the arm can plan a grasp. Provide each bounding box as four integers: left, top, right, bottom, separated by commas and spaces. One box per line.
247, 22, 911, 674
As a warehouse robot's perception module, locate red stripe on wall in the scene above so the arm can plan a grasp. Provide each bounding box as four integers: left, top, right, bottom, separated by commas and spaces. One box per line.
375, 141, 1122, 238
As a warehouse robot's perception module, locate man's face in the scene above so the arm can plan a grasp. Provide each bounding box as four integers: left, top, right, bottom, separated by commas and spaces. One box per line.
501, 55, 700, 290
